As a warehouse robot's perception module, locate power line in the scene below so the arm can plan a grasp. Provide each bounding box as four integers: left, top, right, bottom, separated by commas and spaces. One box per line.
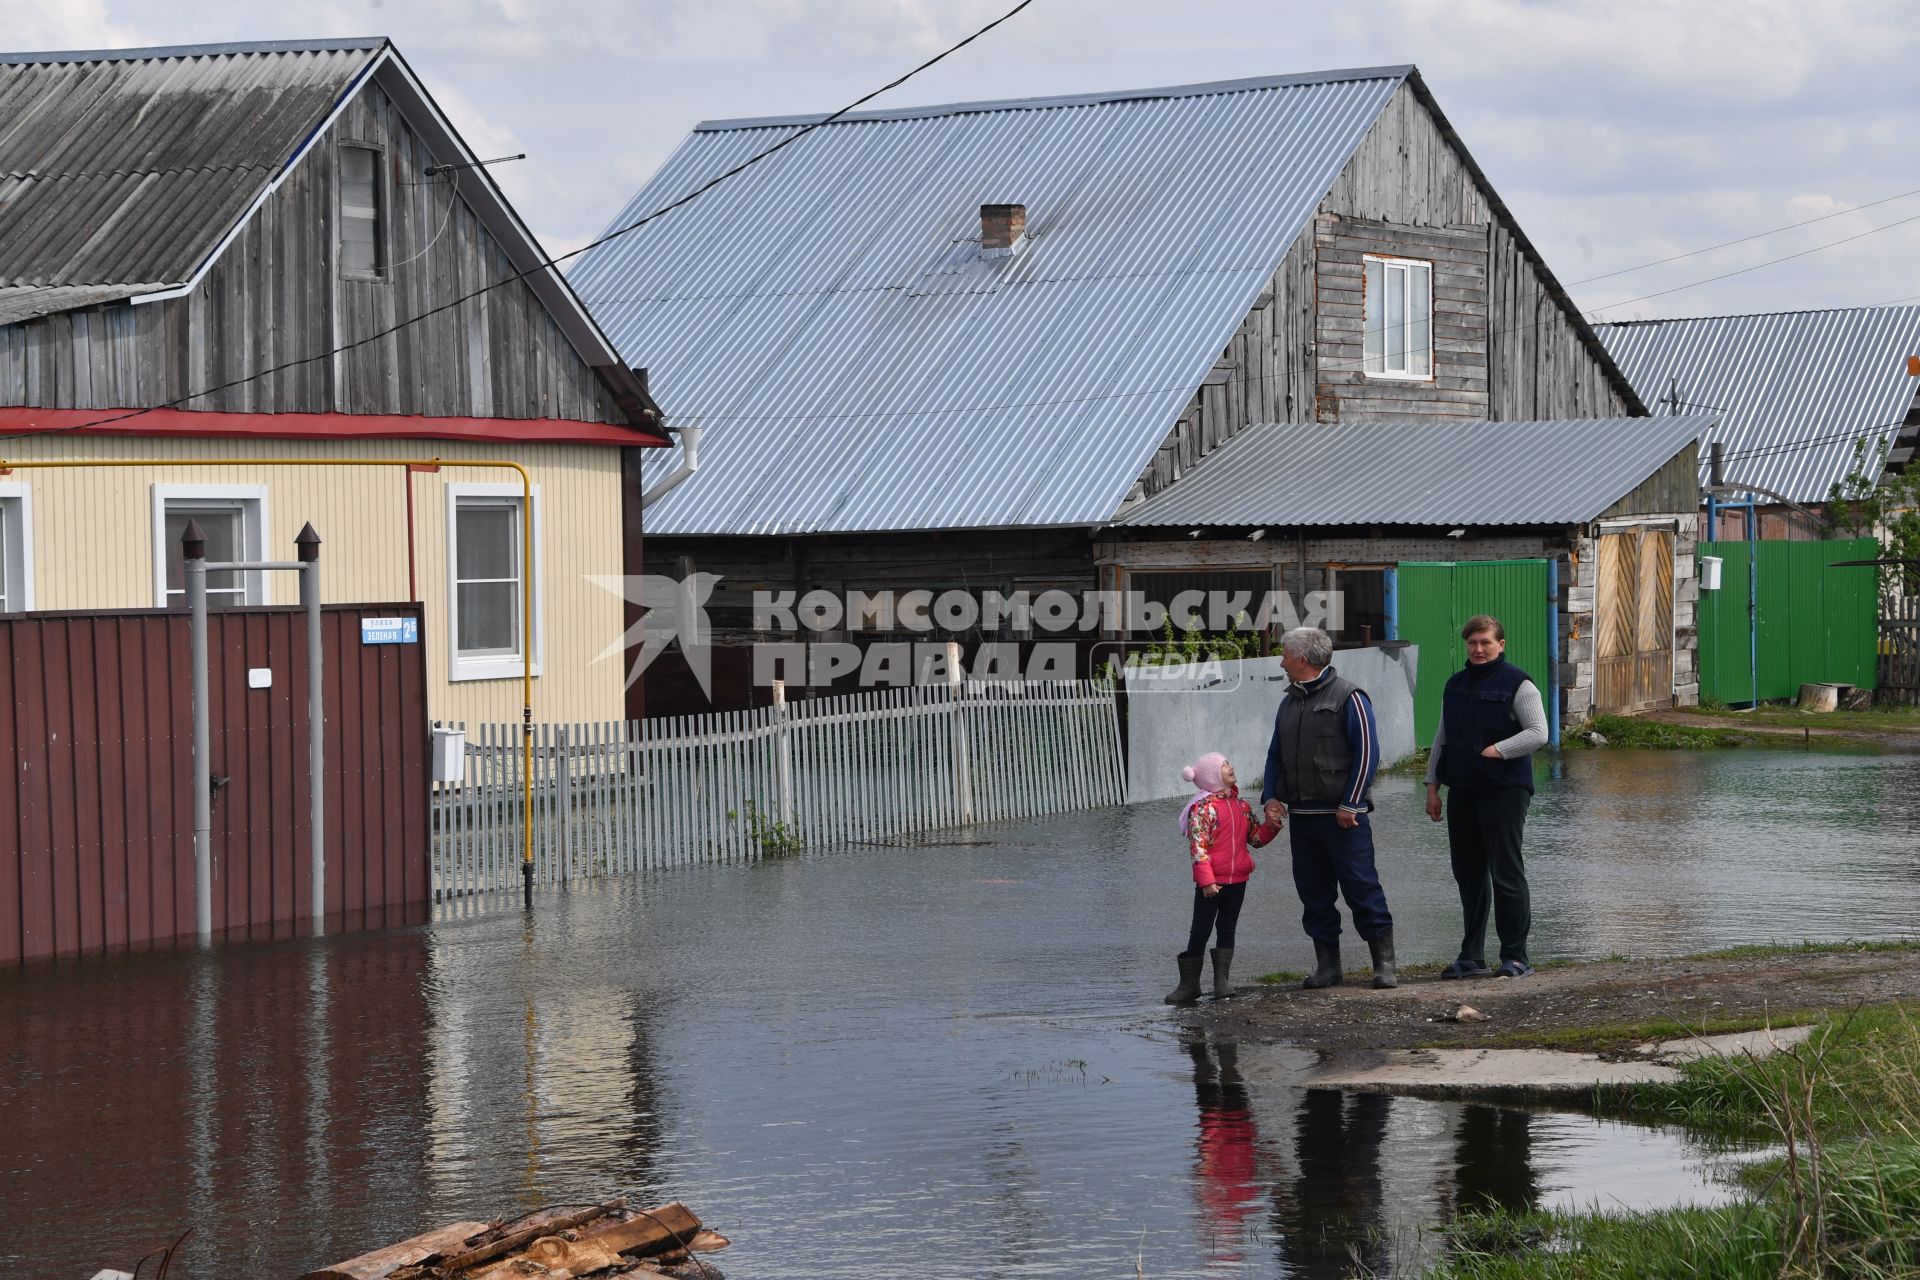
1584, 209, 1920, 316
1565, 185, 1920, 288
0, 0, 1037, 443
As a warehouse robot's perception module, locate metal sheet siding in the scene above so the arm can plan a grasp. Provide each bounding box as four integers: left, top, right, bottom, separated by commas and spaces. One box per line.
569, 71, 1407, 534
1398, 559, 1550, 743
1118, 415, 1708, 527
3, 434, 628, 726
0, 43, 379, 289
0, 603, 427, 962
1695, 537, 1878, 704
1597, 309, 1920, 504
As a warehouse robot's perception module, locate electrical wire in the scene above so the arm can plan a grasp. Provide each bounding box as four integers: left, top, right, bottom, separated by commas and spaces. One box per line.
389, 173, 461, 270
1565, 185, 1920, 288
0, 0, 1037, 442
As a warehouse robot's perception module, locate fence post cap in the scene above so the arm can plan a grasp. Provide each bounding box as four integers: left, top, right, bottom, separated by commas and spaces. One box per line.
295, 522, 322, 562
180, 519, 205, 561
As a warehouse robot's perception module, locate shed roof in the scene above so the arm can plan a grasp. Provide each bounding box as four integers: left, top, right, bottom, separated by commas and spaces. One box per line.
570, 67, 1416, 535
0, 39, 384, 321
1115, 416, 1709, 528
1597, 307, 1920, 504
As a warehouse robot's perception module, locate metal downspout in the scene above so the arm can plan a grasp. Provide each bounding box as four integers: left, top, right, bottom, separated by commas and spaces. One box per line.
1547, 558, 1562, 750
639, 425, 702, 511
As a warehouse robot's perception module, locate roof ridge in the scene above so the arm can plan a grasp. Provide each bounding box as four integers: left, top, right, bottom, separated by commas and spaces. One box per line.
692, 65, 1416, 132
1598, 304, 1920, 329
0, 37, 387, 65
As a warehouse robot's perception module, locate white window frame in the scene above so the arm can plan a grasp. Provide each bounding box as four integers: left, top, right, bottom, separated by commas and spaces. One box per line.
446, 483, 544, 682
150, 484, 270, 607
0, 483, 35, 613
1362, 253, 1435, 381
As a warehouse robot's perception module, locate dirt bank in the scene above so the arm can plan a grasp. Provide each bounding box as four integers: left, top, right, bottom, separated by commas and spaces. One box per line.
1640, 708, 1920, 749
1192, 946, 1920, 1057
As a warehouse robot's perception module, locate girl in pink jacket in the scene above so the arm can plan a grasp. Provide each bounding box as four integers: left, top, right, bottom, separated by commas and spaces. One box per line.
1166, 752, 1281, 1005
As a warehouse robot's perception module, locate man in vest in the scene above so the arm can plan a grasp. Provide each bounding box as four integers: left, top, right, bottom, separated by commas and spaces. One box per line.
1424, 614, 1548, 979
1260, 627, 1395, 990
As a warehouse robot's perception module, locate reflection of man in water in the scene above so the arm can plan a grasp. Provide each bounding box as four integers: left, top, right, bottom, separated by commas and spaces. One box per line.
1185, 1035, 1262, 1265
1279, 1089, 1392, 1277
1446, 1104, 1540, 1217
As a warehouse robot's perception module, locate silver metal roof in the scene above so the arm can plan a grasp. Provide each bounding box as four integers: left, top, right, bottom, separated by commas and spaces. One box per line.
1598, 308, 1920, 504
571, 68, 1410, 535
1116, 416, 1709, 527
0, 40, 382, 291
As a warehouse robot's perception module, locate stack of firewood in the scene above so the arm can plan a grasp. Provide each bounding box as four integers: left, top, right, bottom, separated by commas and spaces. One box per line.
299, 1198, 729, 1280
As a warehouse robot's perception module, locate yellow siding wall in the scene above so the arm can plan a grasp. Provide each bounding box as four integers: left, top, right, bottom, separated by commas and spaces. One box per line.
4, 435, 629, 726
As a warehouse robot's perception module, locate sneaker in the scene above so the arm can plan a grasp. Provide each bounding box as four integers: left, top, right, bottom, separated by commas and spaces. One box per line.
1493, 959, 1535, 978
1440, 958, 1492, 980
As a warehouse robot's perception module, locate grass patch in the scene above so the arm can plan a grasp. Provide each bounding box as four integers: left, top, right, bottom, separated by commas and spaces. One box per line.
1430, 1004, 1920, 1278
1256, 970, 1304, 985
1574, 713, 1753, 750
1463, 1011, 1821, 1056
1685, 938, 1920, 963
1684, 701, 1920, 736
1381, 747, 1432, 778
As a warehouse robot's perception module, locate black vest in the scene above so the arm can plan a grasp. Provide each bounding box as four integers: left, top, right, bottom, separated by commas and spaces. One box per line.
1272, 669, 1372, 810
1436, 658, 1535, 794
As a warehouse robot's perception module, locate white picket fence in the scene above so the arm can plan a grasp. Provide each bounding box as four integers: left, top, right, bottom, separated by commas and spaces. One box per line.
430, 679, 1125, 899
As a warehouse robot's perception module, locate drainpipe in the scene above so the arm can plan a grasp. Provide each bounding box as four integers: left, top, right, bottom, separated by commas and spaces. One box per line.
639, 425, 702, 511
1382, 567, 1399, 641
1546, 558, 1562, 749
185, 522, 213, 946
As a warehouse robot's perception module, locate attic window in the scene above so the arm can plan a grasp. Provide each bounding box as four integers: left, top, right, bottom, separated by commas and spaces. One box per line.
1363, 254, 1432, 378
340, 144, 386, 278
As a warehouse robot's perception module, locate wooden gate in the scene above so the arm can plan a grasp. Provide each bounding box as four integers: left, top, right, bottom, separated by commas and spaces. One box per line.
1883, 597, 1920, 706
1595, 528, 1675, 714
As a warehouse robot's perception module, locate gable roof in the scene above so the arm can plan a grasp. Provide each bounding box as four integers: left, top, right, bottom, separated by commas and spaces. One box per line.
1116, 416, 1708, 528
1597, 307, 1920, 504
0, 38, 656, 426
571, 67, 1416, 535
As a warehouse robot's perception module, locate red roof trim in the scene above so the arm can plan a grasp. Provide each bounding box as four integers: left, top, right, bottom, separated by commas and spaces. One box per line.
0, 407, 671, 447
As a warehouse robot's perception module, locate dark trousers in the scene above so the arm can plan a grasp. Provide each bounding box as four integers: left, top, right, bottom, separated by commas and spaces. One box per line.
1446, 786, 1532, 965
1184, 881, 1248, 955
1288, 813, 1392, 944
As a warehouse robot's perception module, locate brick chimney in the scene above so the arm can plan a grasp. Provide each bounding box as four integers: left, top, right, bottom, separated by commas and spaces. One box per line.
980, 203, 1026, 252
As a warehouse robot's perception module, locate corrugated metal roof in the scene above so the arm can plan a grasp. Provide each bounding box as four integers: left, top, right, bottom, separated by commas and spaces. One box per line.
1597, 308, 1920, 504
0, 39, 382, 291
1116, 416, 1709, 527
570, 68, 1411, 535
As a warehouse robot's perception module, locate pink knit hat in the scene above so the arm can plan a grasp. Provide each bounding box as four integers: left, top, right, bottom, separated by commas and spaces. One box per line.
1183, 752, 1228, 794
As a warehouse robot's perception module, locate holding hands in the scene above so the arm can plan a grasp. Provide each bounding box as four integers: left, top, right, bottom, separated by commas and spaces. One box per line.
1263, 799, 1286, 828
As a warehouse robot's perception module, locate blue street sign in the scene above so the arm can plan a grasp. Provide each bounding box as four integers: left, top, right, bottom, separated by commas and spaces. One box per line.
361, 616, 420, 645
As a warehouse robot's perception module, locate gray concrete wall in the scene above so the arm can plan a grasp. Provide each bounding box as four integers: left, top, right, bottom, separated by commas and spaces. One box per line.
1124, 644, 1419, 804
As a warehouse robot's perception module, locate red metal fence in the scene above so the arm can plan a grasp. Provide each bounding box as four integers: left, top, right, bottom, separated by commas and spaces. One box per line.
1, 603, 429, 963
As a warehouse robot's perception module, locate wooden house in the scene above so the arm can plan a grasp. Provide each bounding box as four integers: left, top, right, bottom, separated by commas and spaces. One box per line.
571, 66, 1685, 717
0, 38, 669, 725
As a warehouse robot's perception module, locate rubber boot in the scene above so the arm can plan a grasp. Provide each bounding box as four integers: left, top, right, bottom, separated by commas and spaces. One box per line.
1369, 932, 1398, 990
1302, 939, 1343, 989
1164, 951, 1205, 1005
1210, 947, 1237, 1000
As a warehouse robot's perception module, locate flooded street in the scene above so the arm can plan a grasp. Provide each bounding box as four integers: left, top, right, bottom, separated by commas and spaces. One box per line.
5, 748, 1918, 1278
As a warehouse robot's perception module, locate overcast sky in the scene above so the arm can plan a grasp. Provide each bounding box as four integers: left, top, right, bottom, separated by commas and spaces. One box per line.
8, 0, 1919, 321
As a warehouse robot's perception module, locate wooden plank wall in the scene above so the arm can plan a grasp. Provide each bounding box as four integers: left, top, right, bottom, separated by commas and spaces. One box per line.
1313, 212, 1489, 422
1316, 81, 1634, 422
1128, 231, 1317, 503
0, 81, 626, 424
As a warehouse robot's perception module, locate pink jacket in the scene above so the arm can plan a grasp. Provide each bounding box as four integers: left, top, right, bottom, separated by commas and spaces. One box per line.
1186, 789, 1280, 888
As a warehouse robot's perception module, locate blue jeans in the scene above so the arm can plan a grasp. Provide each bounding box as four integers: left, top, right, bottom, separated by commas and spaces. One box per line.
1288, 813, 1393, 944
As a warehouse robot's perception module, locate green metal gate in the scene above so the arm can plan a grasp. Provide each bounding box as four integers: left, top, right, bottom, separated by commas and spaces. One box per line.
1697, 538, 1879, 704
1398, 560, 1552, 745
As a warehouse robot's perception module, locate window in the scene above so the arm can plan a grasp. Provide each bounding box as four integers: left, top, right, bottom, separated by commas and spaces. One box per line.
1363, 255, 1433, 378
340, 144, 385, 277
151, 485, 268, 607
447, 485, 543, 681
0, 485, 33, 613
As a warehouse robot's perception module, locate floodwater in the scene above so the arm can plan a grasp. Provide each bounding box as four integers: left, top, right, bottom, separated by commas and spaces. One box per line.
5, 748, 1917, 1279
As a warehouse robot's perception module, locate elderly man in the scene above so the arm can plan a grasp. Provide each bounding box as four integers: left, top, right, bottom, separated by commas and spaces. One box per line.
1424, 614, 1548, 979
1261, 627, 1395, 990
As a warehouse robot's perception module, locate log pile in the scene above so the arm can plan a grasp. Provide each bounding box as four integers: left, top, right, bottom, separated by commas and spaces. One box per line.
299, 1198, 729, 1280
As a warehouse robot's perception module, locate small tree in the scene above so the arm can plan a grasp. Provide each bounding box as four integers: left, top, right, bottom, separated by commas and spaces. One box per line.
1826, 436, 1920, 605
